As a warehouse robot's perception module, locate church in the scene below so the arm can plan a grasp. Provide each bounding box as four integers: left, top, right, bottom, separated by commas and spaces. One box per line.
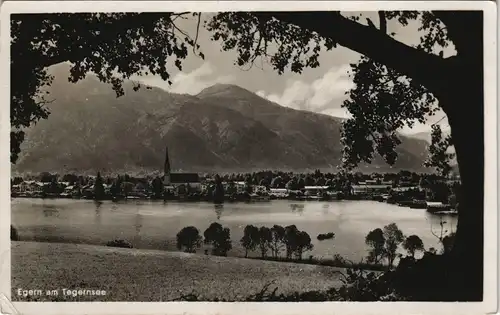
163, 146, 201, 192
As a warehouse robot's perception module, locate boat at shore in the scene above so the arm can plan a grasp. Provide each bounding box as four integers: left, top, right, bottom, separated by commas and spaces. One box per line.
426, 201, 452, 213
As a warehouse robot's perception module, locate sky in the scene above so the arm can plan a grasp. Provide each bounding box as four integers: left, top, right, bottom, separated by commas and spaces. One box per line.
135, 12, 454, 135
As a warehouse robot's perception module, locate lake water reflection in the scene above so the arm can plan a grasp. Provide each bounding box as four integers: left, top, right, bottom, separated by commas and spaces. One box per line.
11, 198, 457, 261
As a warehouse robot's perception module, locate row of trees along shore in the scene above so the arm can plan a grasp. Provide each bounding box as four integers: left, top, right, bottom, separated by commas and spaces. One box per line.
15, 169, 458, 188
12, 11, 482, 300
173, 222, 455, 270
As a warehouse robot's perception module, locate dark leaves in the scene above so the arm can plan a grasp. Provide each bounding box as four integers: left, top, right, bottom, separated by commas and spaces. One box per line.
424, 124, 455, 177
206, 12, 331, 74
340, 56, 438, 169
10, 12, 201, 163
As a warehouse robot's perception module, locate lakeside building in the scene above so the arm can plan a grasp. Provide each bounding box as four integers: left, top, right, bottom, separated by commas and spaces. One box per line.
304, 186, 330, 196
163, 146, 201, 193
351, 184, 392, 195
12, 181, 48, 194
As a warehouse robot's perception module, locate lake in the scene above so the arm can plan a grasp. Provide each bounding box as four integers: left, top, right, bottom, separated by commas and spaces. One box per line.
11, 198, 457, 261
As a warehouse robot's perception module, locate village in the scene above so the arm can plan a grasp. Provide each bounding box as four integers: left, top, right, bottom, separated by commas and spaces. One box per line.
11, 168, 460, 215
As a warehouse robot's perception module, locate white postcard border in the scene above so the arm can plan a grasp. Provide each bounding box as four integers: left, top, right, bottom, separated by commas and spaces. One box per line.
0, 1, 497, 315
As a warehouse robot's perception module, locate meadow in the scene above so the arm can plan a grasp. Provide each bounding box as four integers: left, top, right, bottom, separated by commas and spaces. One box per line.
11, 241, 345, 301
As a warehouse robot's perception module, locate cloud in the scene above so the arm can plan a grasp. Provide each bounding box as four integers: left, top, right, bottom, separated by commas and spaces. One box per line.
256, 64, 355, 117
137, 62, 235, 95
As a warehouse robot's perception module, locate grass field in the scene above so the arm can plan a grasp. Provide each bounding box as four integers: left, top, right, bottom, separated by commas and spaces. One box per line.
11, 241, 345, 301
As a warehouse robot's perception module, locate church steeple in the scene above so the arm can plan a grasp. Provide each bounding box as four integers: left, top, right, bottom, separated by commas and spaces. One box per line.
163, 146, 171, 185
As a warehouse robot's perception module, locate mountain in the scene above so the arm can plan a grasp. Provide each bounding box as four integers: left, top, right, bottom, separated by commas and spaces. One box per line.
13, 65, 431, 174
407, 130, 458, 166
409, 132, 433, 144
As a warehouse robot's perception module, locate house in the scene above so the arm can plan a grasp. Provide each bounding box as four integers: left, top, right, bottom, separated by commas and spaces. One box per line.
391, 186, 421, 192
132, 182, 148, 196
304, 186, 329, 196
253, 185, 268, 194
352, 184, 392, 195
235, 181, 247, 193
269, 188, 288, 198
28, 181, 47, 193
166, 173, 201, 193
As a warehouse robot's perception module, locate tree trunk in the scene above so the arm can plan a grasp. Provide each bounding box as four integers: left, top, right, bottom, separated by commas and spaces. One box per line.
445, 89, 484, 301
440, 41, 483, 300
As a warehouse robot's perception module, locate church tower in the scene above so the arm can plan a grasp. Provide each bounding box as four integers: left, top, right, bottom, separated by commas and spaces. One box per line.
163, 146, 171, 185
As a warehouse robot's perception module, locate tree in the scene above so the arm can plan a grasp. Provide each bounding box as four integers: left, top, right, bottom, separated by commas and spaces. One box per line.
12, 11, 486, 299
403, 235, 425, 258
240, 224, 260, 258
213, 174, 225, 203
271, 176, 283, 188
176, 226, 202, 253
205, 11, 485, 299
111, 176, 123, 197
295, 231, 313, 260
441, 232, 456, 254
204, 222, 232, 256
244, 176, 253, 195
94, 171, 105, 200
283, 225, 299, 259
10, 12, 205, 163
61, 173, 78, 184
285, 179, 297, 191
257, 226, 272, 258
382, 223, 405, 268
38, 172, 54, 183
269, 225, 286, 258
151, 176, 164, 199
120, 181, 134, 197
365, 228, 386, 264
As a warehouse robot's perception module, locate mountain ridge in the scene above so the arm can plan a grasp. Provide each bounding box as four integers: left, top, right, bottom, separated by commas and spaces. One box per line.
13, 64, 432, 174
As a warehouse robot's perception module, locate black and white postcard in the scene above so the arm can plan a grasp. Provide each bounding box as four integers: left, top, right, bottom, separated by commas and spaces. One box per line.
0, 1, 497, 315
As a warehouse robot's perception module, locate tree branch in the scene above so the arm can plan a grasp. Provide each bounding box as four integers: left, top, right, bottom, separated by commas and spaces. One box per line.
378, 11, 387, 34
432, 10, 482, 58
264, 11, 449, 96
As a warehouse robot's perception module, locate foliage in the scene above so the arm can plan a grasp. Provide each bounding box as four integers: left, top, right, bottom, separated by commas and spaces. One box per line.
430, 215, 455, 254
294, 231, 314, 260
283, 224, 299, 259
403, 235, 425, 258
424, 124, 455, 177
176, 226, 203, 253
382, 223, 405, 268
203, 222, 232, 256
269, 225, 285, 258
11, 12, 203, 163
93, 171, 105, 200
365, 228, 385, 264
204, 12, 458, 173
317, 232, 335, 241
427, 247, 437, 255
257, 226, 272, 258
120, 181, 135, 196
340, 56, 437, 169
206, 12, 335, 75
441, 232, 456, 254
213, 174, 225, 203
240, 224, 259, 257
106, 239, 133, 248
151, 176, 164, 199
